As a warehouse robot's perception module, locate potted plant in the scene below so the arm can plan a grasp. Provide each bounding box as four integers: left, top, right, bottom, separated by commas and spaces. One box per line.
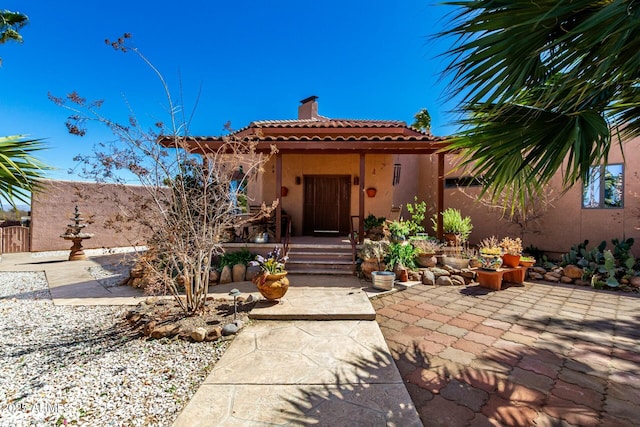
432, 208, 473, 246
500, 237, 523, 267
388, 220, 411, 242
519, 255, 536, 267
410, 236, 441, 268
386, 241, 418, 280
358, 239, 390, 281
250, 246, 290, 300
363, 214, 387, 240
479, 236, 503, 270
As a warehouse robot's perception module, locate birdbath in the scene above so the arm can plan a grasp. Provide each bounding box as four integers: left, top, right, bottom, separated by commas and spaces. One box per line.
60, 206, 94, 261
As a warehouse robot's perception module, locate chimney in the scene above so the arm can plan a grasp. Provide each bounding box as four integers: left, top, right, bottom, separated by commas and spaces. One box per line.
298, 95, 319, 120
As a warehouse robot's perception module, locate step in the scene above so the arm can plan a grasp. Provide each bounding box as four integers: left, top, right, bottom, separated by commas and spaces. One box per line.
248, 287, 376, 320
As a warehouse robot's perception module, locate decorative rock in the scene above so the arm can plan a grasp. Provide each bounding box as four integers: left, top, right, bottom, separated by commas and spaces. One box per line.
563, 265, 583, 279
205, 326, 223, 341
209, 269, 219, 284
629, 276, 640, 288
222, 323, 239, 336
232, 264, 247, 283
408, 270, 421, 281
145, 297, 159, 305
150, 323, 179, 339
450, 275, 465, 286
431, 267, 450, 278
143, 321, 157, 336
543, 273, 561, 283
560, 276, 574, 284
219, 265, 232, 284
460, 270, 476, 280
422, 270, 435, 285
574, 279, 590, 287
620, 278, 629, 285
436, 276, 454, 286
245, 294, 257, 303
532, 266, 547, 275
528, 272, 543, 280
190, 327, 207, 342
245, 265, 261, 281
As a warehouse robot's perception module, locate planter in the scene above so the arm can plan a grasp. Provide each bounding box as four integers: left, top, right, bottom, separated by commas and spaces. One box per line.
519, 258, 536, 267
480, 255, 502, 271
444, 256, 469, 270
366, 187, 377, 198
443, 232, 461, 247
253, 271, 290, 300
502, 253, 521, 268
416, 253, 437, 268
371, 271, 395, 290
361, 259, 385, 280
281, 186, 289, 197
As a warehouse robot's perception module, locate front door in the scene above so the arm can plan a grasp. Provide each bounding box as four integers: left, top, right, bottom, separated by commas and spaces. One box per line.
303, 175, 351, 236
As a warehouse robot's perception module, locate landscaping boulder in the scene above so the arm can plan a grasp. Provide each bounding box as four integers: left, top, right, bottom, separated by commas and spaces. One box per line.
563, 265, 583, 279
206, 326, 223, 341
190, 327, 207, 342
450, 275, 465, 286
560, 276, 574, 284
219, 265, 233, 284
209, 270, 219, 285
543, 273, 561, 283
150, 323, 179, 339
431, 267, 450, 278
528, 272, 544, 280
436, 276, 454, 286
422, 270, 435, 285
232, 264, 246, 282
630, 276, 640, 288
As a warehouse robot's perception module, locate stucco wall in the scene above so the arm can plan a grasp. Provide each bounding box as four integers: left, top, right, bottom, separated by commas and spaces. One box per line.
31, 180, 151, 252
419, 136, 640, 257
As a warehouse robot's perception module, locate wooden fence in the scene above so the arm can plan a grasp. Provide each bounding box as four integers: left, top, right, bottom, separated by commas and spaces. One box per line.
1, 226, 31, 254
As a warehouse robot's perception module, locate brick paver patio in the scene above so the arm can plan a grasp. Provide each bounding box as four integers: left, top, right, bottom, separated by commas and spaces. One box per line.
372, 281, 640, 427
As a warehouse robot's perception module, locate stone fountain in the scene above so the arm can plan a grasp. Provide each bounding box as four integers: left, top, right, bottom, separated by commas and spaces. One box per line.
60, 206, 94, 261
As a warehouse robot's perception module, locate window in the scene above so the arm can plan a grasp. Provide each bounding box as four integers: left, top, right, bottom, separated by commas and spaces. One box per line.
582, 164, 624, 208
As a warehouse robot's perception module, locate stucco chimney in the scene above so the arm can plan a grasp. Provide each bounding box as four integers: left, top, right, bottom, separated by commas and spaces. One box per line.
298, 95, 319, 120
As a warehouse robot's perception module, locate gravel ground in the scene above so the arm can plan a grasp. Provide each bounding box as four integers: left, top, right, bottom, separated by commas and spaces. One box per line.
0, 271, 228, 426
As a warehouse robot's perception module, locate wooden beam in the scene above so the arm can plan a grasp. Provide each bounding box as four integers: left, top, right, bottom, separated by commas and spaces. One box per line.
437, 153, 445, 241
359, 153, 365, 243
275, 153, 282, 242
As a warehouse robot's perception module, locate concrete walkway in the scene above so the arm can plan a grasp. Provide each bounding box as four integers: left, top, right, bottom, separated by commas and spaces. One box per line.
1, 252, 421, 425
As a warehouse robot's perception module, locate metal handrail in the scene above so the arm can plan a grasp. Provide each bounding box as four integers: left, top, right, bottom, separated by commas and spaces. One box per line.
349, 215, 360, 275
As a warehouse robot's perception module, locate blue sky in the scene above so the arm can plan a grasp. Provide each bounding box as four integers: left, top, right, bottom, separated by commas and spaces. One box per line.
1, 1, 459, 182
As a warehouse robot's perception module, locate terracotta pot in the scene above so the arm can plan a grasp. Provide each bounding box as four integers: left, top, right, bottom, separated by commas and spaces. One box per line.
281, 186, 289, 197
519, 259, 536, 267
416, 253, 437, 268
443, 232, 461, 247
366, 187, 377, 198
502, 254, 521, 268
254, 271, 289, 300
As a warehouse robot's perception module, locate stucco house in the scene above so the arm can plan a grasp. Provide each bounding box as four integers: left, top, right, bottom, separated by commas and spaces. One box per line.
180, 96, 451, 245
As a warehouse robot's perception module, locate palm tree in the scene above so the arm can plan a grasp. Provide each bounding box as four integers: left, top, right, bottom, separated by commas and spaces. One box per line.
0, 9, 27, 44
0, 136, 49, 208
440, 0, 640, 205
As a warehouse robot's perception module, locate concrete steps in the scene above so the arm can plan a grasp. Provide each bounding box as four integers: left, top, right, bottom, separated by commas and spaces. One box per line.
285, 244, 355, 275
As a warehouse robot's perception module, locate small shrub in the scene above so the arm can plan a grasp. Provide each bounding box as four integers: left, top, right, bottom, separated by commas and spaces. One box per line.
217, 248, 256, 270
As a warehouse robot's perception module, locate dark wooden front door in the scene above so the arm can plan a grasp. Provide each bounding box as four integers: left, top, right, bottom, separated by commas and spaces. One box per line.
303, 175, 351, 235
